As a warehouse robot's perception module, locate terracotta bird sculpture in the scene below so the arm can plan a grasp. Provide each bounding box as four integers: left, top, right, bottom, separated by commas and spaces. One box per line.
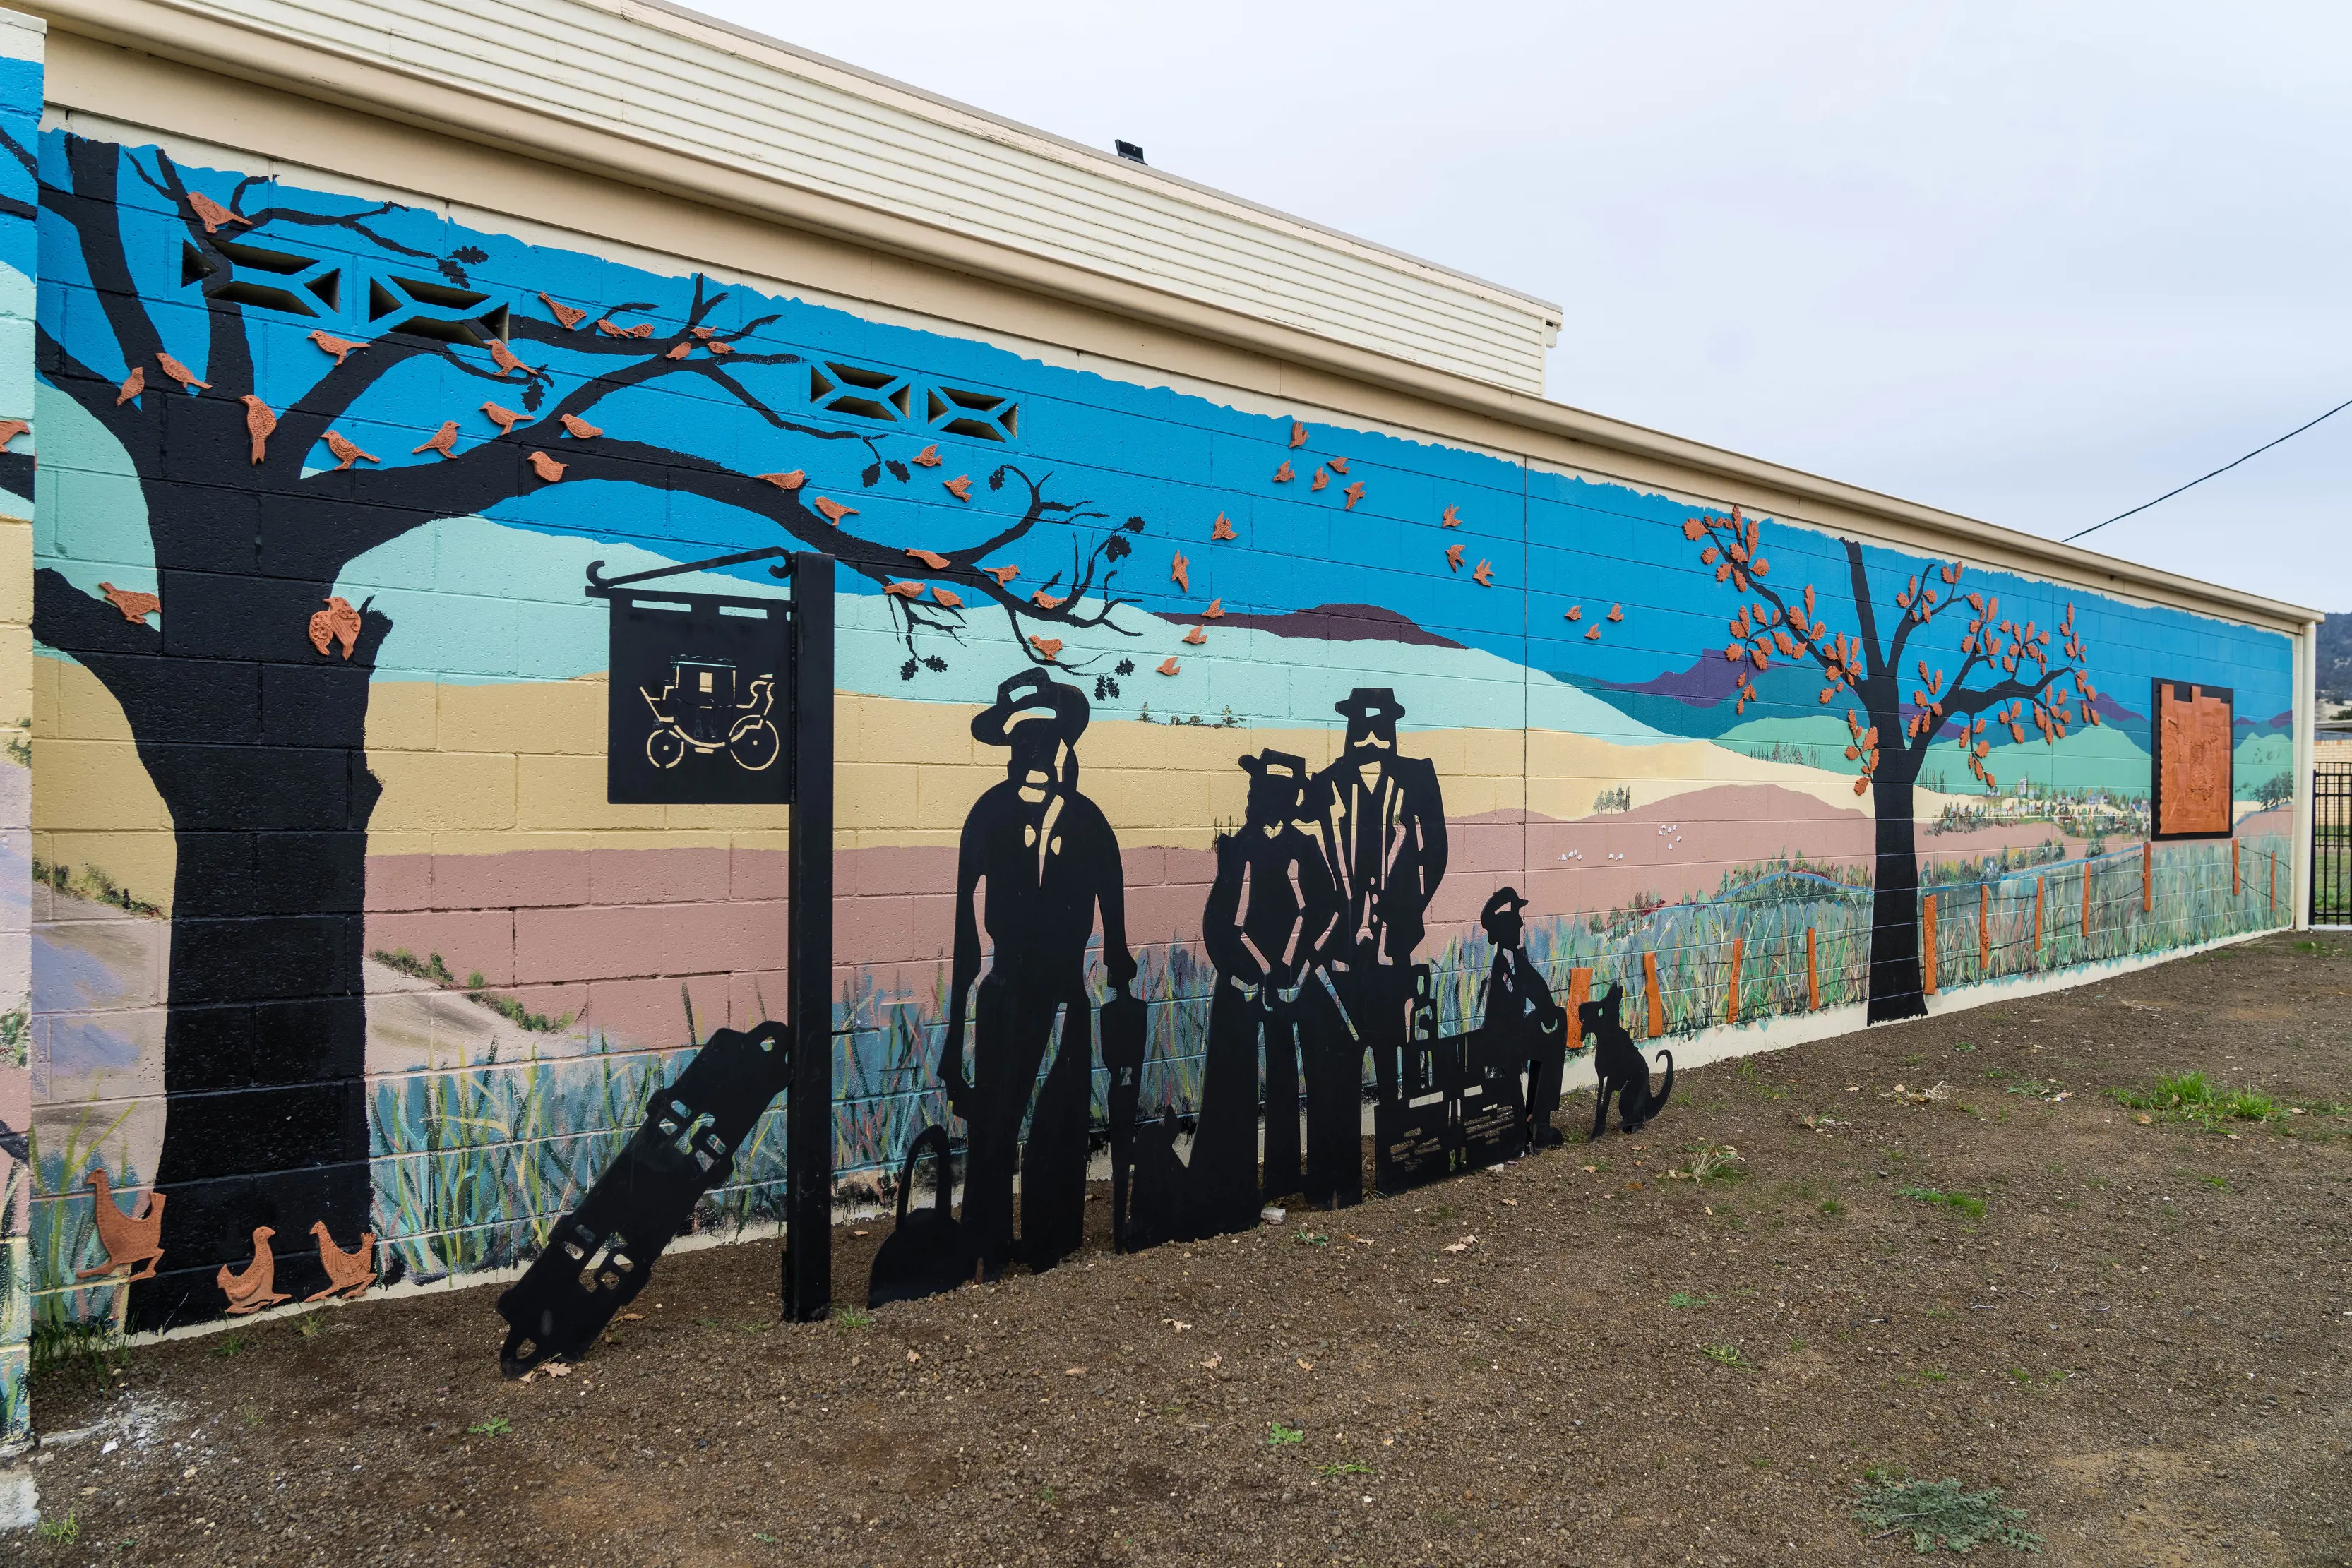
1440, 504, 1462, 529
559, 414, 603, 439
1564, 605, 1582, 621
186, 191, 249, 234
1182, 626, 1207, 646
943, 475, 972, 501
912, 443, 943, 467
756, 470, 806, 490
76, 1168, 165, 1283
812, 497, 857, 522
1472, 559, 1495, 587
1156, 656, 1181, 676
219, 1226, 289, 1315
708, 340, 734, 356
883, 581, 923, 599
481, 401, 530, 434
486, 338, 530, 378
664, 342, 691, 361
1027, 636, 1063, 662
691, 326, 717, 340
1607, 603, 1625, 622
238, 395, 276, 465
1202, 598, 1224, 619
1342, 482, 1366, 510
0, 418, 25, 448
1210, 512, 1236, 541
527, 451, 567, 482
308, 330, 366, 365
1584, 623, 1603, 641
155, 352, 210, 392
309, 595, 362, 660
1169, 551, 1190, 592
1289, 420, 1308, 448
931, 587, 964, 609
1271, 461, 1294, 484
905, 548, 951, 569
537, 292, 587, 330
1327, 456, 1349, 475
98, 582, 160, 624
593, 318, 631, 337
323, 431, 379, 471
1030, 590, 1063, 611
1445, 543, 1466, 572
306, 1221, 377, 1302
1310, 467, 1329, 492
414, 421, 460, 458
984, 564, 1019, 585
116, 366, 145, 406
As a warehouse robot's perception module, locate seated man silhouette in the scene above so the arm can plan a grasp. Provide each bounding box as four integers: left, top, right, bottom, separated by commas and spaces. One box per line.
938, 670, 1135, 1276
1478, 887, 1568, 1148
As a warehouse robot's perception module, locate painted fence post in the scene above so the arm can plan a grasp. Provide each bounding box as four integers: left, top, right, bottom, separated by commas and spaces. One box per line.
2270, 849, 2278, 916
2142, 841, 2152, 914
1978, 883, 1990, 973
1642, 951, 1665, 1039
2082, 861, 2092, 941
1726, 938, 1742, 1024
1805, 926, 1818, 1012
2032, 875, 2043, 958
2233, 838, 2241, 897
1568, 966, 1592, 1027
1922, 892, 1938, 995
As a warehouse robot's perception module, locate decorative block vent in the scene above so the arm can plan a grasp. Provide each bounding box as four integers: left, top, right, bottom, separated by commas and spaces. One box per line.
366, 274, 510, 345
182, 239, 341, 318
927, 385, 1018, 443
811, 361, 913, 423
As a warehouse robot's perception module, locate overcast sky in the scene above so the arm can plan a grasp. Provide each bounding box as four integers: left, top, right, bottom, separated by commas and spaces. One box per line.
697, 1, 2349, 616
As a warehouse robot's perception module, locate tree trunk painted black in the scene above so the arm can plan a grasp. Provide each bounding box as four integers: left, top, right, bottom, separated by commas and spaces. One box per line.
1864, 772, 1926, 1022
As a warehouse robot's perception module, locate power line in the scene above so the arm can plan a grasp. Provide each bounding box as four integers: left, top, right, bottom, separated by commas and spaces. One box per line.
2065, 392, 2352, 544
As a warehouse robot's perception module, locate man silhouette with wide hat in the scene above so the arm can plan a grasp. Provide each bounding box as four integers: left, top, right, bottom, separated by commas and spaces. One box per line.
1478, 886, 1568, 1147
939, 669, 1135, 1276
1303, 688, 1447, 1205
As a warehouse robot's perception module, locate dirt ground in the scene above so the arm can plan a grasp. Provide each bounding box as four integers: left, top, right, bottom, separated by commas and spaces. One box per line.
13, 930, 2352, 1567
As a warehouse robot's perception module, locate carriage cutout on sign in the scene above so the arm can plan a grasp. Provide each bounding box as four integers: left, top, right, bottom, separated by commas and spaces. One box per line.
642, 657, 780, 772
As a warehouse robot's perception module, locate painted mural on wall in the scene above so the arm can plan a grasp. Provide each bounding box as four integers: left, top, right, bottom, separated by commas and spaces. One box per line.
16, 118, 2298, 1332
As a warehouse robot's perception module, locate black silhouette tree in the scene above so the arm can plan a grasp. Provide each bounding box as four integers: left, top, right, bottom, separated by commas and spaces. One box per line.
1679, 508, 2100, 1022
30, 132, 1138, 1324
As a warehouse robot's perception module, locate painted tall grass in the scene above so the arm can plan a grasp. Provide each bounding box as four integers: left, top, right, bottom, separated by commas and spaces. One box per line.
366, 832, 2291, 1276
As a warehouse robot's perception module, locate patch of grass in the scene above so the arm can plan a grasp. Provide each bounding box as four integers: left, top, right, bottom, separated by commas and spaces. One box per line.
1315, 1461, 1373, 1476
832, 1307, 872, 1331
1897, 1186, 1987, 1221
1852, 1473, 2041, 1553
1668, 1143, 1745, 1187
466, 1416, 512, 1437
1294, 1229, 1329, 1247
1820, 1198, 1846, 1216
1666, 1291, 1712, 1310
209, 1333, 252, 1359
2115, 1071, 2285, 1126
1953, 1042, 1977, 1053
36, 1509, 78, 1545
1266, 1420, 1306, 1447
1702, 1343, 1750, 1368
2199, 1174, 2229, 1190
30, 1317, 126, 1386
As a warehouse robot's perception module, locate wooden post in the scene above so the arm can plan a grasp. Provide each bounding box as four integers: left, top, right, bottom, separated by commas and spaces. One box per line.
1805, 926, 1819, 1012
1922, 892, 1938, 996
2082, 861, 2092, 940
1568, 966, 1592, 1031
1642, 950, 1664, 1039
2270, 849, 2278, 916
2232, 838, 2241, 897
1726, 938, 1743, 1024
1978, 883, 1990, 972
2032, 875, 2043, 957
2142, 841, 2152, 914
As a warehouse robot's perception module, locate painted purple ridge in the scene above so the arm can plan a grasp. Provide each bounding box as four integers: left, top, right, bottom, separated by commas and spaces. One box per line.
1153, 602, 1466, 650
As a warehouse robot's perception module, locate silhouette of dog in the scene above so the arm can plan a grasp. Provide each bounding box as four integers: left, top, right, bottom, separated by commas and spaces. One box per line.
1578, 982, 1673, 1138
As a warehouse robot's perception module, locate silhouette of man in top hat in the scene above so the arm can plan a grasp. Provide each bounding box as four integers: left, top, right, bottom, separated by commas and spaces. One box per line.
1303, 688, 1447, 1204
1478, 887, 1568, 1148
1195, 749, 1342, 1228
940, 670, 1135, 1276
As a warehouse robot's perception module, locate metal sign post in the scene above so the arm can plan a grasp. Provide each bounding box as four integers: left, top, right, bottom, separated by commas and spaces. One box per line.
782, 551, 834, 1322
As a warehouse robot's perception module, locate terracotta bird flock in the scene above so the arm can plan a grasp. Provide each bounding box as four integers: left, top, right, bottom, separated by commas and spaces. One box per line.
186, 191, 249, 235
1289, 421, 1308, 448
308, 330, 366, 366
1210, 513, 1236, 541
238, 395, 276, 465
1444, 543, 1466, 572
309, 595, 362, 659
76, 1168, 165, 1282
756, 470, 805, 491
99, 582, 160, 624
306, 1221, 378, 1303
943, 475, 972, 501
482, 401, 530, 434
1271, 461, 1294, 484
155, 352, 210, 392
1182, 626, 1207, 646
527, 452, 567, 482
323, 431, 378, 471
1027, 635, 1063, 662
414, 421, 460, 458
912, 443, 943, 467
1310, 467, 1329, 492
486, 339, 531, 378
812, 497, 857, 522
1169, 551, 1190, 592
1156, 656, 1181, 676
219, 1226, 289, 1315
1342, 482, 1366, 510
559, 414, 604, 439
984, 564, 1019, 585
116, 366, 145, 405
537, 292, 587, 329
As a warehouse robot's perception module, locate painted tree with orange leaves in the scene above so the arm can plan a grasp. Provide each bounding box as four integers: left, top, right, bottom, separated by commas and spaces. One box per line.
1681, 508, 2101, 1021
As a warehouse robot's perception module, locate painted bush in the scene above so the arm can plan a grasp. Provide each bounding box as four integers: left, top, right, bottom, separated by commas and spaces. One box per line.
19, 121, 2293, 1330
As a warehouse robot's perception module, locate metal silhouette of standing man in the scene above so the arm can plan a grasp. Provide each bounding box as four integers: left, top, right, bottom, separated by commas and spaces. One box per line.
940, 671, 1135, 1276
1303, 688, 1448, 1206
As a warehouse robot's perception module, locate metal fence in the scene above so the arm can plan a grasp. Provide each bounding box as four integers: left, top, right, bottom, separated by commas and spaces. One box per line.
2317, 762, 2352, 924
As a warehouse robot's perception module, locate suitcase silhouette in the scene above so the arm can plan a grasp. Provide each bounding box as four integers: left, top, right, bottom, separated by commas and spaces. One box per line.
867, 1126, 974, 1309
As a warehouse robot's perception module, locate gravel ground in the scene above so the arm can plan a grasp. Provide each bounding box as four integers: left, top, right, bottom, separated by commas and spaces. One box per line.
11, 930, 2351, 1567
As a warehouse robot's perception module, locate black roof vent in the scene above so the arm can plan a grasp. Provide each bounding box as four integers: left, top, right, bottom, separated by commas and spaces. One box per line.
1114, 140, 1146, 164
